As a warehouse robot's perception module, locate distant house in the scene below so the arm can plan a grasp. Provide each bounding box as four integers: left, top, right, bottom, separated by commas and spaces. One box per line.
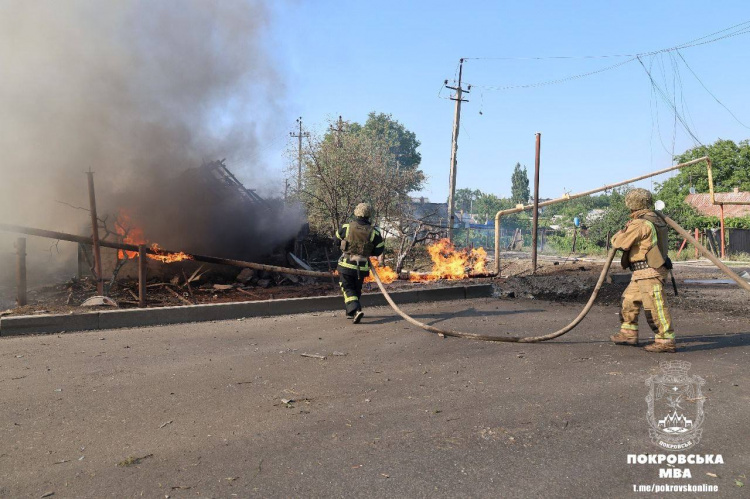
684, 188, 750, 255
410, 197, 456, 229
586, 209, 606, 223
684, 189, 750, 218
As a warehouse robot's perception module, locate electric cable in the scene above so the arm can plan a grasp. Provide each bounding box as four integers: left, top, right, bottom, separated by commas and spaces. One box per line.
675, 51, 750, 129
463, 21, 750, 92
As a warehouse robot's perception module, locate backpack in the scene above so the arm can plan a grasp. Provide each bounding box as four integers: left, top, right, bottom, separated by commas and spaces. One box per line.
341, 220, 375, 261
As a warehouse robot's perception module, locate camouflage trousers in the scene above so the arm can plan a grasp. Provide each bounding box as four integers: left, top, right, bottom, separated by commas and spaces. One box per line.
619, 277, 675, 340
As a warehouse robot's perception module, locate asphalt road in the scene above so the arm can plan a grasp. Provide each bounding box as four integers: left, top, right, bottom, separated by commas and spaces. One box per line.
1, 296, 748, 498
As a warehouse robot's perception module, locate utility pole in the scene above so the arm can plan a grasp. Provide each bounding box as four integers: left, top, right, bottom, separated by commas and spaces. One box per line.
290, 117, 309, 195
446, 58, 470, 242
329, 115, 345, 147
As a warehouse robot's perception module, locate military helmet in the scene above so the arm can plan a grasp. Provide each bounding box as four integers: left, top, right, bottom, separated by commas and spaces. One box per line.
625, 188, 654, 211
354, 202, 373, 218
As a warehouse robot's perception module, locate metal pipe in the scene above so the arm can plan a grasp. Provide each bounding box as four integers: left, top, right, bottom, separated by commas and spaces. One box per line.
707, 157, 716, 205
493, 156, 710, 275
138, 244, 146, 308
86, 171, 104, 295
720, 204, 725, 258
531, 132, 541, 274
16, 237, 27, 307
706, 157, 749, 205
0, 223, 333, 279
694, 228, 699, 259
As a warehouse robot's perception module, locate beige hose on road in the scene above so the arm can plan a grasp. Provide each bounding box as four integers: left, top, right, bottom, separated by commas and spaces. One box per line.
658, 213, 750, 293
371, 248, 618, 343
371, 215, 749, 343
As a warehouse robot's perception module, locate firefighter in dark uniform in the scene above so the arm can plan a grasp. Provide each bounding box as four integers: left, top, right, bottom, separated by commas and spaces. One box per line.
335, 203, 385, 323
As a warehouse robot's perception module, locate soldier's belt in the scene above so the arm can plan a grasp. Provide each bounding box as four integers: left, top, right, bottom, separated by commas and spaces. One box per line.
629, 260, 650, 271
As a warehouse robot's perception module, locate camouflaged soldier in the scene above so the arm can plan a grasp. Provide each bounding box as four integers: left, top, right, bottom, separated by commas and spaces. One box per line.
610, 188, 676, 353
335, 203, 385, 323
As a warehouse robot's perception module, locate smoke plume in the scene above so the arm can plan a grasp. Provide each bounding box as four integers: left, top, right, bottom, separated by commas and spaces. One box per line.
0, 0, 299, 297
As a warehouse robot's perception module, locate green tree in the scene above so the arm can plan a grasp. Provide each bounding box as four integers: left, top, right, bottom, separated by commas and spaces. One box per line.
453, 188, 482, 213
298, 116, 425, 235
656, 139, 750, 229
511, 163, 530, 204
473, 193, 504, 224
351, 112, 422, 191
586, 188, 631, 246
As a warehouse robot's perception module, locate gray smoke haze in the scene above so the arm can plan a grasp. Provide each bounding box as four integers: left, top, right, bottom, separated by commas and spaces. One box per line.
0, 0, 299, 298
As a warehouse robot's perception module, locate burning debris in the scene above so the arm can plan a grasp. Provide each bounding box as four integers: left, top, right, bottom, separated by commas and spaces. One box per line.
114, 210, 193, 263
367, 238, 490, 284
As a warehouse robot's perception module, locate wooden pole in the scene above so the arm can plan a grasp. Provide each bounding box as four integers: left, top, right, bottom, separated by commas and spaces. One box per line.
0, 223, 334, 279
446, 58, 468, 242
86, 170, 104, 295
77, 243, 85, 279
16, 237, 27, 307
138, 244, 146, 308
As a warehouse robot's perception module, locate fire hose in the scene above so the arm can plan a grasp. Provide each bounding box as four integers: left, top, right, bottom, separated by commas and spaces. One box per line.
370, 214, 750, 343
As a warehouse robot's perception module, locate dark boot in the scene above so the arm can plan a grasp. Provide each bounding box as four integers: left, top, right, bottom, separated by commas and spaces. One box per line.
353, 310, 364, 324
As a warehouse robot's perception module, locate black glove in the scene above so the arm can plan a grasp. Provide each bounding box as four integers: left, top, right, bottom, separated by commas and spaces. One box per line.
664, 257, 673, 270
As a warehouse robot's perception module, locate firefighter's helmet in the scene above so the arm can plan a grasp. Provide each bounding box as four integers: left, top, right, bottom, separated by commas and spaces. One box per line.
354, 203, 372, 219
625, 188, 653, 211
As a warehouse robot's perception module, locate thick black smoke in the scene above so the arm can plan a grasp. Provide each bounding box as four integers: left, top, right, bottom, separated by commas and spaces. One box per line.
0, 0, 300, 297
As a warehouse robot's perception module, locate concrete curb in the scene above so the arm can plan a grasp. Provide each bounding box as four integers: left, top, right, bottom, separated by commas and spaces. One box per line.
0, 284, 493, 337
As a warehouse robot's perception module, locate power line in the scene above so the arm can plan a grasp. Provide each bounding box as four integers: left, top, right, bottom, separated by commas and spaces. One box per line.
675, 50, 750, 129
464, 20, 750, 91
468, 57, 635, 91
463, 20, 750, 61
636, 55, 703, 146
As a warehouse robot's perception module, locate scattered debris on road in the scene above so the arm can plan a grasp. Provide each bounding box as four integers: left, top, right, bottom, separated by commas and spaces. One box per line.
300, 353, 326, 360
117, 453, 153, 467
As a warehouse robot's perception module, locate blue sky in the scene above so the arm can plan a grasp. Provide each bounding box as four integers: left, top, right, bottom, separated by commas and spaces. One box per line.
259, 1, 750, 203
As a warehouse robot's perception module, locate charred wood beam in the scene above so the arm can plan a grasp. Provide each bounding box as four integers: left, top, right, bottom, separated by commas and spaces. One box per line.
0, 223, 334, 279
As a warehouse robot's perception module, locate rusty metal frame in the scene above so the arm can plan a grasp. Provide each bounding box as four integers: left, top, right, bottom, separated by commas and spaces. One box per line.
705, 157, 750, 257
492, 156, 711, 276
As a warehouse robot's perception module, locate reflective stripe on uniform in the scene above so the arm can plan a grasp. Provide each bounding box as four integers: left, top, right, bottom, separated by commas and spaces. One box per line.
339, 282, 359, 303
642, 220, 658, 248
620, 323, 639, 331
373, 228, 384, 247
652, 284, 672, 334
338, 260, 370, 271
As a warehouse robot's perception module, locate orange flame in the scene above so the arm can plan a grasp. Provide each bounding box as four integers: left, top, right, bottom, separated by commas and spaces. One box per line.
410, 238, 487, 281
115, 210, 193, 263
365, 239, 488, 285
148, 243, 193, 263
365, 258, 399, 284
